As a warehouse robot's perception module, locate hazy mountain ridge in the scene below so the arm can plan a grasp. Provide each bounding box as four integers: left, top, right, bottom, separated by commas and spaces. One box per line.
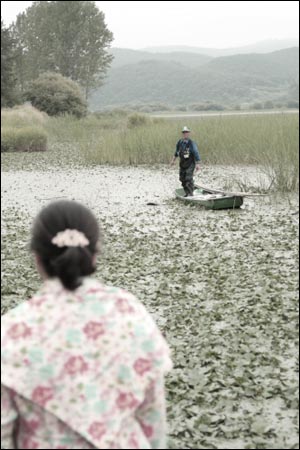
110, 48, 213, 68
90, 43, 299, 110
142, 39, 299, 56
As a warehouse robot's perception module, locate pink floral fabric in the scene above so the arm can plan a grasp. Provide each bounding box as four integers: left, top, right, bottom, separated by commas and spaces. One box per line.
1, 278, 172, 449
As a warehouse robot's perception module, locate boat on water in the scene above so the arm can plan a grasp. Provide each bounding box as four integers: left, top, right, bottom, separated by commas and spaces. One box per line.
175, 185, 244, 210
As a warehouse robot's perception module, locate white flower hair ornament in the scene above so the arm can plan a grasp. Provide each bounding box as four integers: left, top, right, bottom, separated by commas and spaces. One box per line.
51, 229, 90, 248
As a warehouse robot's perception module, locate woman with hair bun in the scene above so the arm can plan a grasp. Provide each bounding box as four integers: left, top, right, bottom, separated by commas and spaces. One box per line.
1, 200, 172, 449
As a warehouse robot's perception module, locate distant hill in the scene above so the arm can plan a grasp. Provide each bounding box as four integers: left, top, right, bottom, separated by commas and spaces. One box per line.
110, 48, 212, 69
206, 47, 299, 81
143, 39, 299, 56
90, 47, 299, 110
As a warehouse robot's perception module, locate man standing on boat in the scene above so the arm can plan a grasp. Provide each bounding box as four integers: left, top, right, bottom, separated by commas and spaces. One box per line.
170, 126, 201, 197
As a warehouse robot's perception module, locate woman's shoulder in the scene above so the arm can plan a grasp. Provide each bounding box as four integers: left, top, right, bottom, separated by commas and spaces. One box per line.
82, 278, 138, 300
82, 279, 163, 331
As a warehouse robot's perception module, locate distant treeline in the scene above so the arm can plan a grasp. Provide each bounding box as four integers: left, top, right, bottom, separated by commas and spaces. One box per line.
95, 99, 299, 114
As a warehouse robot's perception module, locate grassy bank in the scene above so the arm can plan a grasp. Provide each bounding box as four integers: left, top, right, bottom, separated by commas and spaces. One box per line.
1, 107, 299, 191
46, 111, 299, 191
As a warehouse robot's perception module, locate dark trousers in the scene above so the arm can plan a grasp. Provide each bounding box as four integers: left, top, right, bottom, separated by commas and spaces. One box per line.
179, 164, 195, 195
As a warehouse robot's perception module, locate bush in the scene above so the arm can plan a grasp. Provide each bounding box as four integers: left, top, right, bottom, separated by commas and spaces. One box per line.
204, 103, 225, 111
286, 100, 299, 109
263, 100, 274, 109
252, 102, 263, 110
127, 113, 149, 128
191, 104, 206, 111
191, 102, 225, 111
25, 72, 87, 118
92, 109, 129, 119
1, 104, 48, 128
1, 126, 47, 152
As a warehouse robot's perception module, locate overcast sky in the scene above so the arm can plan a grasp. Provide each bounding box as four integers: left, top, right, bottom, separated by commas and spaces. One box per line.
1, 1, 299, 49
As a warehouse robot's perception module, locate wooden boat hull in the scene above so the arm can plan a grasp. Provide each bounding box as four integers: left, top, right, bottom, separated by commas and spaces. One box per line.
175, 185, 243, 210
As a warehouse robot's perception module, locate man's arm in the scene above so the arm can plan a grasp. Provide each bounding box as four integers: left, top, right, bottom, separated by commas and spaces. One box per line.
192, 141, 201, 170
170, 155, 177, 166
170, 140, 180, 166
192, 141, 200, 162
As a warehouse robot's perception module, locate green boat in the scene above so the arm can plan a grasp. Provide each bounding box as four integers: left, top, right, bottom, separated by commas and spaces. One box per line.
175, 185, 244, 210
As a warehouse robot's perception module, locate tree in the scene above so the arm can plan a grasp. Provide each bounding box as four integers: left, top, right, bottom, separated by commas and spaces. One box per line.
26, 72, 88, 117
252, 102, 263, 110
12, 1, 114, 98
288, 80, 299, 101
263, 100, 274, 109
1, 21, 18, 106
12, 3, 55, 94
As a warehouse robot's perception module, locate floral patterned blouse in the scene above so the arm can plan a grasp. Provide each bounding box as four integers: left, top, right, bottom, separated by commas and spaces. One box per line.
1, 278, 172, 449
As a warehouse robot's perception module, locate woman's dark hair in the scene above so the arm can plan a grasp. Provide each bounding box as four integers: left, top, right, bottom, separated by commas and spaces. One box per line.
31, 200, 100, 291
